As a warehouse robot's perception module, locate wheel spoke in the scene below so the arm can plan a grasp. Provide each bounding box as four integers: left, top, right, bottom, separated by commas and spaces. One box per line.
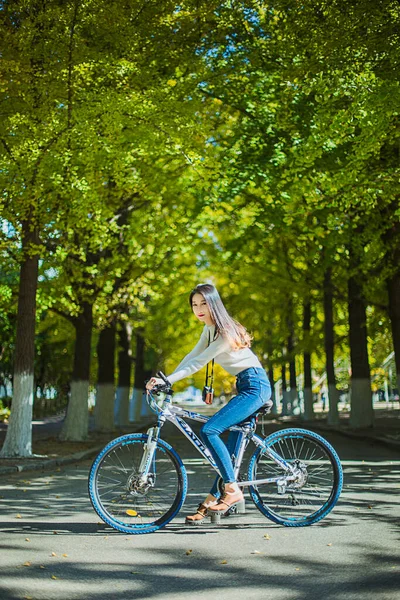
89, 435, 185, 533
250, 431, 342, 525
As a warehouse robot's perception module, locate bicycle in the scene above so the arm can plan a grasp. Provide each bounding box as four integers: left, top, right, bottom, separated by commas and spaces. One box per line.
88, 371, 343, 535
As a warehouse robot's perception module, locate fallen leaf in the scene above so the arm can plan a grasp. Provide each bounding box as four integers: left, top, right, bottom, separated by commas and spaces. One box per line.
220, 560, 228, 564
23, 561, 31, 567
25, 538, 30, 542
126, 509, 138, 517
51, 552, 57, 557
51, 575, 58, 580
23, 596, 33, 600
327, 543, 332, 547
185, 549, 192, 555
53, 531, 58, 535
368, 505, 373, 510
263, 534, 271, 540
62, 554, 68, 558
251, 550, 262, 554
40, 565, 46, 569
295, 568, 301, 571
16, 514, 22, 519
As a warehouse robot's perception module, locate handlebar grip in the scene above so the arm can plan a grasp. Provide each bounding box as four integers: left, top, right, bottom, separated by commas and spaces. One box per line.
156, 371, 171, 386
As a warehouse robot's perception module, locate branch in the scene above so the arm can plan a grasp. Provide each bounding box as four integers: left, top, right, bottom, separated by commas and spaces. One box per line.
49, 306, 77, 325
201, 88, 254, 119
0, 137, 26, 183
30, 126, 69, 186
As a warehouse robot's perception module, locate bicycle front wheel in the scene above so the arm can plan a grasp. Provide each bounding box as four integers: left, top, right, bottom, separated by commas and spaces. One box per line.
248, 428, 343, 527
88, 434, 187, 534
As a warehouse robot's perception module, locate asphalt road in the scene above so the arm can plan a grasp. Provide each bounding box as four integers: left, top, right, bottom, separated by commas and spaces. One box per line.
0, 422, 399, 600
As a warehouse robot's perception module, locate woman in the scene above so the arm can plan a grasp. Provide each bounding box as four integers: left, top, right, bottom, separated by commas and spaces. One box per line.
146, 283, 272, 524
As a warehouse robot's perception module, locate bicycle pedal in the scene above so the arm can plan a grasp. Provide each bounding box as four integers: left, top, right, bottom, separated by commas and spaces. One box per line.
223, 505, 238, 516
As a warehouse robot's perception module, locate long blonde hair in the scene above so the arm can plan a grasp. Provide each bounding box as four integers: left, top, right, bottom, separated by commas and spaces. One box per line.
189, 283, 252, 350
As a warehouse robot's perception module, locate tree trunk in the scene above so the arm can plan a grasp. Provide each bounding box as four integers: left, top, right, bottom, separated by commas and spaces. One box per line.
94, 322, 116, 432
281, 362, 290, 416
131, 331, 150, 421
287, 329, 298, 415
60, 302, 93, 441
0, 223, 39, 457
387, 272, 400, 395
348, 275, 373, 428
268, 365, 277, 415
115, 321, 132, 428
302, 300, 314, 421
323, 268, 340, 425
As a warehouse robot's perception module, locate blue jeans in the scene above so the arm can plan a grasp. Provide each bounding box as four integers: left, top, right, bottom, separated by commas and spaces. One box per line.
200, 367, 272, 495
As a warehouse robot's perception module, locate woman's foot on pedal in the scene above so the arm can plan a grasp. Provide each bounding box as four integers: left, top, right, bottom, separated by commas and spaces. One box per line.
208, 489, 244, 512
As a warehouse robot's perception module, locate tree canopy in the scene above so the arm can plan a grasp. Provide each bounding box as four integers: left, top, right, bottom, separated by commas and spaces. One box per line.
1, 0, 400, 453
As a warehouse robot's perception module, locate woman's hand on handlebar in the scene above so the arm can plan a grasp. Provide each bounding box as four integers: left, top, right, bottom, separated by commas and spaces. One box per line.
146, 377, 165, 391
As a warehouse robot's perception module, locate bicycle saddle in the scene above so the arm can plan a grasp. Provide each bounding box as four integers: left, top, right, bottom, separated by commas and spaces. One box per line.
238, 400, 273, 428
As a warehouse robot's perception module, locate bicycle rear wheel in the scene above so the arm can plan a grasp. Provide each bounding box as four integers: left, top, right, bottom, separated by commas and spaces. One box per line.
88, 434, 187, 534
248, 428, 343, 527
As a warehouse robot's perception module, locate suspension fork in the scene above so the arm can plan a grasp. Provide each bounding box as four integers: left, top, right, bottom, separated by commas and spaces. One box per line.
138, 424, 161, 483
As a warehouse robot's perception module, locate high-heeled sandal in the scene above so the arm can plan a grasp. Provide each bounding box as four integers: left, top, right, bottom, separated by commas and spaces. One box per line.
185, 503, 209, 525
208, 490, 244, 512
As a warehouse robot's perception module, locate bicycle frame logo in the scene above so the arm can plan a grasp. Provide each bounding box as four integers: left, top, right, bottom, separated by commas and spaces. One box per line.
174, 416, 219, 471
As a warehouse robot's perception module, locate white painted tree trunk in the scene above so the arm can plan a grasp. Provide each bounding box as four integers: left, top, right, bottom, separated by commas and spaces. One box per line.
131, 387, 144, 423
94, 383, 115, 432
289, 388, 299, 415
115, 386, 130, 428
270, 389, 278, 415
350, 379, 374, 428
140, 388, 153, 418
60, 380, 89, 441
281, 390, 290, 416
327, 384, 340, 426
302, 387, 314, 421
0, 372, 34, 457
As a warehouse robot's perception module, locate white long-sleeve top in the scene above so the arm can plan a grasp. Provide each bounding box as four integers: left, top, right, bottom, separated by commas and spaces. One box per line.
167, 324, 263, 385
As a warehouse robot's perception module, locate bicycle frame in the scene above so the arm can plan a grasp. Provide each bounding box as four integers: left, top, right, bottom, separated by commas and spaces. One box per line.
144, 391, 298, 489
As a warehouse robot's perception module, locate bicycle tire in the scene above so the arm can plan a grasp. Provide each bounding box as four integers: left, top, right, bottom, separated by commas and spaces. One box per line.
88, 433, 187, 534
248, 428, 343, 527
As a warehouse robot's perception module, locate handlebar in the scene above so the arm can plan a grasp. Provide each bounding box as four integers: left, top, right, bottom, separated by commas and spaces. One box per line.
156, 371, 171, 386
145, 373, 173, 418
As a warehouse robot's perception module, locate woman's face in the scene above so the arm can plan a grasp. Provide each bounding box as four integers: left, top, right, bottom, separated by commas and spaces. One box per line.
191, 293, 213, 326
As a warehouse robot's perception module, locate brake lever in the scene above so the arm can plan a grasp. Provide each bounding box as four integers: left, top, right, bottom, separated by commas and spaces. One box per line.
151, 383, 173, 395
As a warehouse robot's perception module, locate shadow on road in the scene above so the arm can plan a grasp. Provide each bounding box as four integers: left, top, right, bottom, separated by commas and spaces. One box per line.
0, 544, 399, 600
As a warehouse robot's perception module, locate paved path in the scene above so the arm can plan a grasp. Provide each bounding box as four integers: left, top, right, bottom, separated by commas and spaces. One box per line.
0, 422, 399, 600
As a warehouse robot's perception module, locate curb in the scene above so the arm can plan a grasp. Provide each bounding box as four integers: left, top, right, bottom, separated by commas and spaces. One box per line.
0, 445, 105, 476
0, 421, 151, 477
289, 420, 400, 452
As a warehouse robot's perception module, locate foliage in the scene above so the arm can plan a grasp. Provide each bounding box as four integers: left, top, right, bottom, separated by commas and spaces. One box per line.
1, 0, 399, 420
